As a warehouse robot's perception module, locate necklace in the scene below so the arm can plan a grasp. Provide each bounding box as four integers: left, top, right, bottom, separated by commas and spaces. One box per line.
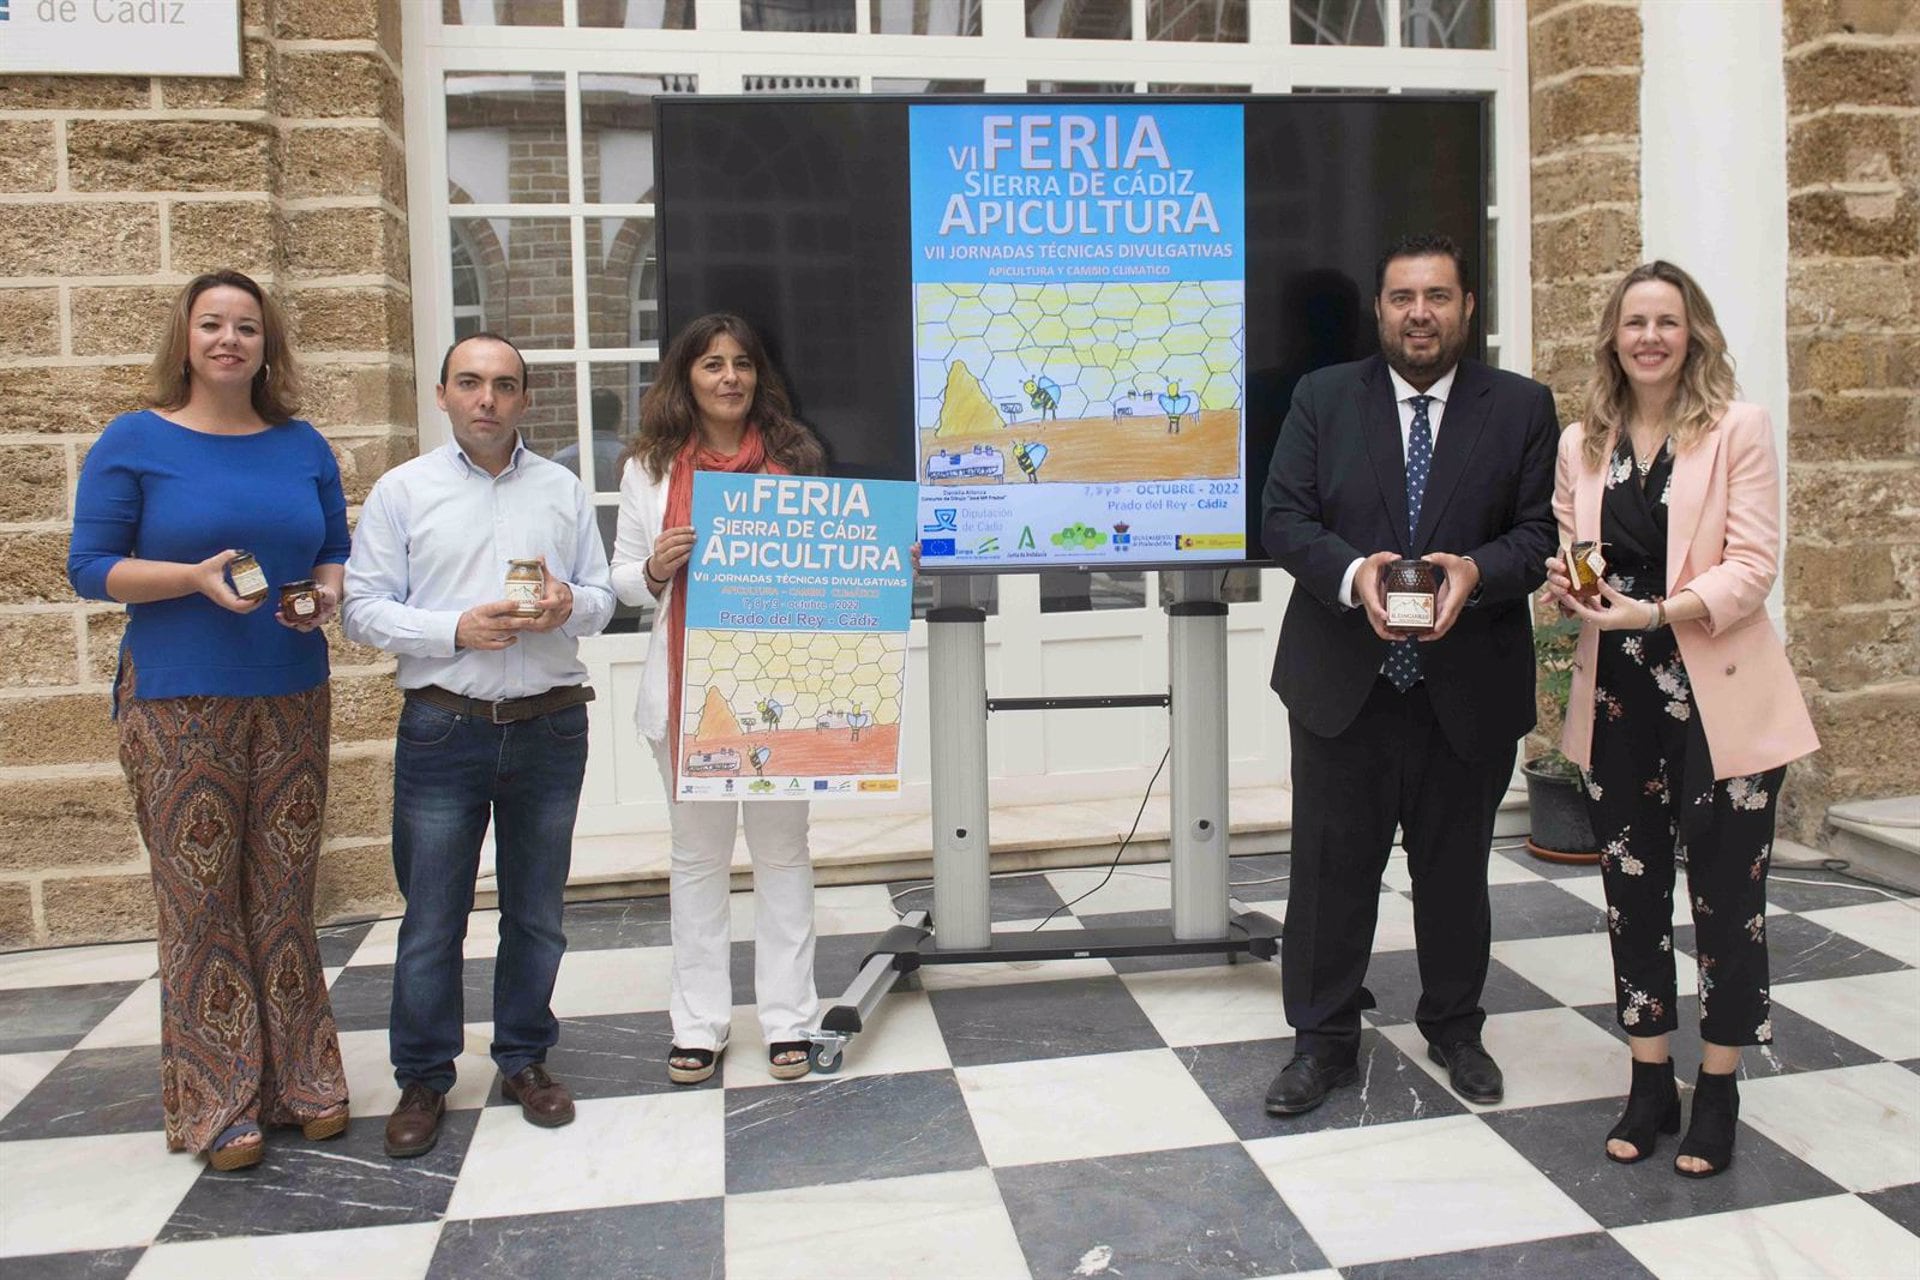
1630, 429, 1669, 476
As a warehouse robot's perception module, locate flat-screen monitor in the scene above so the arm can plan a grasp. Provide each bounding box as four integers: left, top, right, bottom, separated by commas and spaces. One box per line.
655, 94, 1486, 574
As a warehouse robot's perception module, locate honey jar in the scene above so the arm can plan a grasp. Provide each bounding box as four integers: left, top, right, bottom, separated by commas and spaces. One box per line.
227, 550, 269, 603
505, 558, 544, 617
1567, 541, 1606, 599
279, 579, 320, 620
1383, 559, 1438, 632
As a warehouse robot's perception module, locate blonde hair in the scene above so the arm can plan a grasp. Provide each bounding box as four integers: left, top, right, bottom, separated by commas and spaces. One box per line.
147, 270, 301, 425
1580, 260, 1736, 469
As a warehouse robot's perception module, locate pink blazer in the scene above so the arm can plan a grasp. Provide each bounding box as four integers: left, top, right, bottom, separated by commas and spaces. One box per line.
1554, 402, 1818, 780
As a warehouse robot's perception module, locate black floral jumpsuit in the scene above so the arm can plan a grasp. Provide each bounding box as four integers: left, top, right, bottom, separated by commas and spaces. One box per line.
1583, 435, 1784, 1046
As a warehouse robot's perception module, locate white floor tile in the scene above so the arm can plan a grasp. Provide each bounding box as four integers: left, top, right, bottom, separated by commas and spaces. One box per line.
75, 978, 163, 1050
722, 990, 951, 1089
1045, 865, 1173, 917
1797, 899, 1920, 968
1120, 961, 1288, 1047
444, 1091, 724, 1220
347, 912, 503, 968
1372, 891, 1419, 953
1739, 1062, 1920, 1192
1378, 1006, 1635, 1111
547, 945, 676, 1018
957, 1048, 1236, 1168
1773, 969, 1920, 1061
0, 1050, 66, 1124
1382, 849, 1543, 893
1557, 874, 1787, 925
726, 1167, 1028, 1280
1492, 932, 1697, 1009
335, 1026, 499, 1117
129, 1221, 443, 1280
1612, 1193, 1920, 1280
0, 1131, 204, 1256
1246, 1114, 1598, 1267
0, 941, 158, 990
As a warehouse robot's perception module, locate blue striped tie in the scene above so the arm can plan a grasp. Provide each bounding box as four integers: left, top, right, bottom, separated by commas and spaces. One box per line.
1384, 394, 1433, 692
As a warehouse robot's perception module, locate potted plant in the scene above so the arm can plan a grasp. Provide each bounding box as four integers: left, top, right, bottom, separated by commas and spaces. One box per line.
1523, 614, 1600, 864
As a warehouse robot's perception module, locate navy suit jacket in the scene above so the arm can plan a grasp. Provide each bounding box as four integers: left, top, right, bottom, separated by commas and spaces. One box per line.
1260, 354, 1559, 760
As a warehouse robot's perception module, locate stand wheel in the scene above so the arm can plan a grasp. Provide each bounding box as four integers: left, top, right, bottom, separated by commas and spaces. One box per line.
810, 1043, 843, 1075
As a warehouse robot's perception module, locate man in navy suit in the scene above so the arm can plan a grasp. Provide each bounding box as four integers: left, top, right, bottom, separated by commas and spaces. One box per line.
1261, 234, 1558, 1114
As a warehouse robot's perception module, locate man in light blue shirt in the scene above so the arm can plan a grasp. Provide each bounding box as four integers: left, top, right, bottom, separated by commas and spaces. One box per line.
345, 331, 614, 1159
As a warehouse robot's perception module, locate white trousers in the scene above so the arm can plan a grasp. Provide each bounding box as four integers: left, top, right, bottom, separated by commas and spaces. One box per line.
651, 739, 819, 1049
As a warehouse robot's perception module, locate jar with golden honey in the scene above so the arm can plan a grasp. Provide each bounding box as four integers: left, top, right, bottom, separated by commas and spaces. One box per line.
1383, 559, 1438, 632
227, 550, 269, 603
505, 558, 544, 617
280, 578, 321, 621
1567, 541, 1606, 600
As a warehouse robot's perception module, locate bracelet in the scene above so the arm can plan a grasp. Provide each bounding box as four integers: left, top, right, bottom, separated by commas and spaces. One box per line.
1643, 599, 1666, 631
643, 558, 669, 589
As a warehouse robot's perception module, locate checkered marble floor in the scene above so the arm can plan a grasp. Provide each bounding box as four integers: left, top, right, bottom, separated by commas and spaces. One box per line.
3, 848, 1918, 1279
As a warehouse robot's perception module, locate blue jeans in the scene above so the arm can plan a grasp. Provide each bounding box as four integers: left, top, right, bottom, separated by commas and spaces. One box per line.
389, 697, 589, 1092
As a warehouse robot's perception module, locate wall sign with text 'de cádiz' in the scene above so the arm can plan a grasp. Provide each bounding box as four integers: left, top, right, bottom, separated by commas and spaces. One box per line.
0, 0, 241, 78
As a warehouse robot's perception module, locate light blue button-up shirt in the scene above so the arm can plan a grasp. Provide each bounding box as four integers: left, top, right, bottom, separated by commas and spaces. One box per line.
344, 439, 614, 700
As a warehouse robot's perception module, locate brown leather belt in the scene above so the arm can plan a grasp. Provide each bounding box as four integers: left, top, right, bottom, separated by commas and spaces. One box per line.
407, 683, 595, 724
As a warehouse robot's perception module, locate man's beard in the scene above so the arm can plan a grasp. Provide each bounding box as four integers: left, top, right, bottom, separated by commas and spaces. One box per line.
1382, 326, 1467, 381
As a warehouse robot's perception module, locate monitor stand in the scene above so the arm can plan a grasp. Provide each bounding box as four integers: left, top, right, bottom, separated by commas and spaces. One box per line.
803, 571, 1281, 1074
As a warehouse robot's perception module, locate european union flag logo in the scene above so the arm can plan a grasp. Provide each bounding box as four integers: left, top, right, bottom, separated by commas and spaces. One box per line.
921, 538, 956, 557
813, 779, 829, 790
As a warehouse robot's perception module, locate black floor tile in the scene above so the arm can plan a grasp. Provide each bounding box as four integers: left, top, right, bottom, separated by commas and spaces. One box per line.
1072, 908, 1246, 975
326, 960, 495, 1034
0, 1249, 145, 1280
0, 982, 141, 1054
1360, 952, 1562, 1027
1227, 852, 1292, 903
563, 896, 674, 953
1483, 1096, 1845, 1229
926, 975, 1164, 1068
1498, 847, 1603, 881
0, 1045, 162, 1140
1764, 867, 1914, 913
1175, 1031, 1465, 1141
1861, 1182, 1920, 1237
723, 1068, 984, 1196
1672, 913, 1909, 985
428, 1199, 724, 1280
730, 931, 886, 1005
1341, 1231, 1656, 1279
1574, 997, 1883, 1078
157, 1110, 480, 1242
538, 1010, 717, 1099
996, 1143, 1327, 1280
1488, 881, 1610, 942
887, 871, 1068, 923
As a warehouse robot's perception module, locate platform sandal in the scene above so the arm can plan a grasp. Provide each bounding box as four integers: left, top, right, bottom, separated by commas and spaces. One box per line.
300, 1106, 350, 1141
1675, 1066, 1739, 1178
768, 1041, 813, 1082
1604, 1057, 1680, 1165
207, 1121, 263, 1172
668, 1046, 721, 1085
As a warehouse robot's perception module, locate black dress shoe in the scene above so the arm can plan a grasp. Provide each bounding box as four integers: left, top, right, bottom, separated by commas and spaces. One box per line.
1427, 1039, 1504, 1104
1265, 1052, 1358, 1116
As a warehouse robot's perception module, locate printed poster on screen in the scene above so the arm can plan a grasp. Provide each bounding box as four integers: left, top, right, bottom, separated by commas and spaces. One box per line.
676, 473, 916, 801
909, 103, 1248, 568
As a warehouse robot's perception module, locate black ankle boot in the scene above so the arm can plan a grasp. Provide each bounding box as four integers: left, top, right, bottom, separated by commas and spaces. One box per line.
1675, 1066, 1740, 1178
1605, 1057, 1681, 1165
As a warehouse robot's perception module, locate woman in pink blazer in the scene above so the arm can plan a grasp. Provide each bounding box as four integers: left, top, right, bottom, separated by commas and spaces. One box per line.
1544, 261, 1817, 1179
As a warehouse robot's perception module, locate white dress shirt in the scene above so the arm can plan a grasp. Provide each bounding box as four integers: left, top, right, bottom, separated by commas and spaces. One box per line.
343, 439, 614, 699
1337, 363, 1459, 608
609, 455, 674, 743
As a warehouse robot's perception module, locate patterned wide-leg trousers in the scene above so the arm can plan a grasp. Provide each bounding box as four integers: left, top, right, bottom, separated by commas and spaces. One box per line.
117, 673, 348, 1152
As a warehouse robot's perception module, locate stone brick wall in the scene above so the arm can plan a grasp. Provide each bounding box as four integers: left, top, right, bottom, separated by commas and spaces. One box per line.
0, 0, 414, 947
1778, 0, 1920, 839
1526, 0, 1643, 749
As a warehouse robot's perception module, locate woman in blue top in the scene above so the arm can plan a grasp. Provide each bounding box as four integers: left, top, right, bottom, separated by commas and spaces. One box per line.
68, 270, 351, 1171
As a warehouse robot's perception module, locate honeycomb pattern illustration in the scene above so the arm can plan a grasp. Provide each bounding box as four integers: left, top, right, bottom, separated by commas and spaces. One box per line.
682, 630, 906, 739
916, 280, 1244, 431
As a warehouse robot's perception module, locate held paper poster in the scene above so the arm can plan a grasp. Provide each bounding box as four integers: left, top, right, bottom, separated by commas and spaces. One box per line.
677, 473, 917, 800
910, 103, 1248, 567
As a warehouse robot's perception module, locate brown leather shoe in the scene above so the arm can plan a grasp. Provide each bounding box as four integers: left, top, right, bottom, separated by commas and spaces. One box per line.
384, 1082, 446, 1159
500, 1063, 575, 1128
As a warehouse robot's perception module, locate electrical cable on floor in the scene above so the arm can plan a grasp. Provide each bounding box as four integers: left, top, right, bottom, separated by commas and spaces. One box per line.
1027, 747, 1171, 932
